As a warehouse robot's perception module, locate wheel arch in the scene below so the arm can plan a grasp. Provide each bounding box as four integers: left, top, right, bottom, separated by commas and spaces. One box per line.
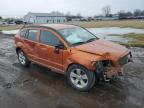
16, 47, 22, 54
66, 63, 80, 71
16, 47, 29, 60
66, 63, 90, 74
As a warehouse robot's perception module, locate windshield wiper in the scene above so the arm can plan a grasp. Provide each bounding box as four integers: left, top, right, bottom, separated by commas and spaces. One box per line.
71, 42, 86, 46
86, 38, 97, 43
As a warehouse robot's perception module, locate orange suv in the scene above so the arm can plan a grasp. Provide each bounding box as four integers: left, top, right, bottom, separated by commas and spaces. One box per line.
15, 24, 132, 91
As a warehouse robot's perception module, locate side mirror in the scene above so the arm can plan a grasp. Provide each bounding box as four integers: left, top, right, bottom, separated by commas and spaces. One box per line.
54, 43, 65, 53
55, 43, 65, 49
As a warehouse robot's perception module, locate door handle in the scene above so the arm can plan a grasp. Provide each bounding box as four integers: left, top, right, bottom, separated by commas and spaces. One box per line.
24, 39, 28, 42
39, 44, 43, 47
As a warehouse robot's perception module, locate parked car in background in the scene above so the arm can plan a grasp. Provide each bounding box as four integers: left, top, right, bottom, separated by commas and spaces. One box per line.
14, 24, 132, 91
8, 21, 16, 25
15, 20, 24, 24
0, 21, 8, 25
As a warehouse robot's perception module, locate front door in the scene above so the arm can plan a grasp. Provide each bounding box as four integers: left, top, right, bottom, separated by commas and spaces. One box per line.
37, 29, 64, 72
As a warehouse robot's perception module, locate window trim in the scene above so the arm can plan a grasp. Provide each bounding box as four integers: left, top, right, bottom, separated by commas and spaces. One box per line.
20, 26, 69, 48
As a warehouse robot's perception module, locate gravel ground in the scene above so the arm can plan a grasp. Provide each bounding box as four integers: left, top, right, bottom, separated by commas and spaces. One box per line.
0, 34, 144, 108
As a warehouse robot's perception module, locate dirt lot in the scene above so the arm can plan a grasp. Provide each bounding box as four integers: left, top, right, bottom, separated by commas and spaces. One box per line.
0, 34, 144, 108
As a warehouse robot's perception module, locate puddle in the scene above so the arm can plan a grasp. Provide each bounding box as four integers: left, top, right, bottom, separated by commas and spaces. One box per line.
130, 47, 144, 64
88, 27, 144, 35
88, 27, 144, 43
1, 29, 19, 35
0, 38, 15, 57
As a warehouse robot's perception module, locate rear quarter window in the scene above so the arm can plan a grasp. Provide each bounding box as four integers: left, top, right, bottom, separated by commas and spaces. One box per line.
19, 29, 27, 38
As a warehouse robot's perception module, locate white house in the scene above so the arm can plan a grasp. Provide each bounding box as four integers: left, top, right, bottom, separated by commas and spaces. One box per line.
23, 12, 67, 24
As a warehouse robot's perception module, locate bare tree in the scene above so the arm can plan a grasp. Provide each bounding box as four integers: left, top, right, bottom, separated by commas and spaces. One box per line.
141, 10, 144, 16
51, 11, 64, 16
102, 6, 111, 17
118, 10, 133, 18
66, 11, 71, 16
134, 9, 141, 16
76, 13, 81, 17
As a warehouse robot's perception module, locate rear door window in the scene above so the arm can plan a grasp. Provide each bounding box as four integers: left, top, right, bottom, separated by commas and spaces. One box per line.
27, 29, 38, 41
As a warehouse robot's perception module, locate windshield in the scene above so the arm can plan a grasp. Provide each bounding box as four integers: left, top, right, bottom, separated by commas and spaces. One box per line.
58, 27, 98, 46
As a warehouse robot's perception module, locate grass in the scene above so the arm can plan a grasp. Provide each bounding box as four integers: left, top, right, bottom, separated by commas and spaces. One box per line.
122, 34, 144, 41
116, 34, 144, 47
119, 41, 144, 47
0, 25, 23, 30
68, 20, 144, 29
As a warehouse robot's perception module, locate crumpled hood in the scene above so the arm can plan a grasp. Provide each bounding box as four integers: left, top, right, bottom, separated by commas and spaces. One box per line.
75, 39, 129, 61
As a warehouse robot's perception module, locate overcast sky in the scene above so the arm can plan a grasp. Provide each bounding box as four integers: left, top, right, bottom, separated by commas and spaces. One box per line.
0, 0, 144, 18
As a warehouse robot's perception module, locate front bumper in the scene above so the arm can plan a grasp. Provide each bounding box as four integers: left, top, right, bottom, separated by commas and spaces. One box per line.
104, 52, 132, 79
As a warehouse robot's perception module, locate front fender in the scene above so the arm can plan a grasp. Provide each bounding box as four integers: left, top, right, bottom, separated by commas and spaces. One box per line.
63, 50, 105, 72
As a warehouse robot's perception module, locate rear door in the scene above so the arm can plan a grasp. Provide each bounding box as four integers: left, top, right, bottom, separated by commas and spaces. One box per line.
24, 29, 39, 61
36, 29, 64, 72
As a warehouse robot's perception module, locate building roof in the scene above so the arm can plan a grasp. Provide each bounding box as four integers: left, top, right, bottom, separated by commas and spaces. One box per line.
23, 24, 77, 30
27, 12, 66, 17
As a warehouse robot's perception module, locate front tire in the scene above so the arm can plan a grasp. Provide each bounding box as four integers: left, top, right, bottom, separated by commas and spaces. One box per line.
17, 50, 30, 67
67, 64, 96, 92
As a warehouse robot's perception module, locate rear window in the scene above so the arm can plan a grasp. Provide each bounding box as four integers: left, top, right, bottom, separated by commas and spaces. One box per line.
27, 29, 38, 41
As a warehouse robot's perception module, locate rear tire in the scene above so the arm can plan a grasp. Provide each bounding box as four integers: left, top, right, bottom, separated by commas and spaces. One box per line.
17, 50, 31, 67
67, 64, 95, 92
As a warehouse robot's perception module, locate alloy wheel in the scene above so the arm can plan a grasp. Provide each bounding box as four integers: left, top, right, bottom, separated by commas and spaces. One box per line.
70, 68, 88, 88
18, 51, 26, 65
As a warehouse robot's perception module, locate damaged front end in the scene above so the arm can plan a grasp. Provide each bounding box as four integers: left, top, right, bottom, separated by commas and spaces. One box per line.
94, 52, 132, 82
